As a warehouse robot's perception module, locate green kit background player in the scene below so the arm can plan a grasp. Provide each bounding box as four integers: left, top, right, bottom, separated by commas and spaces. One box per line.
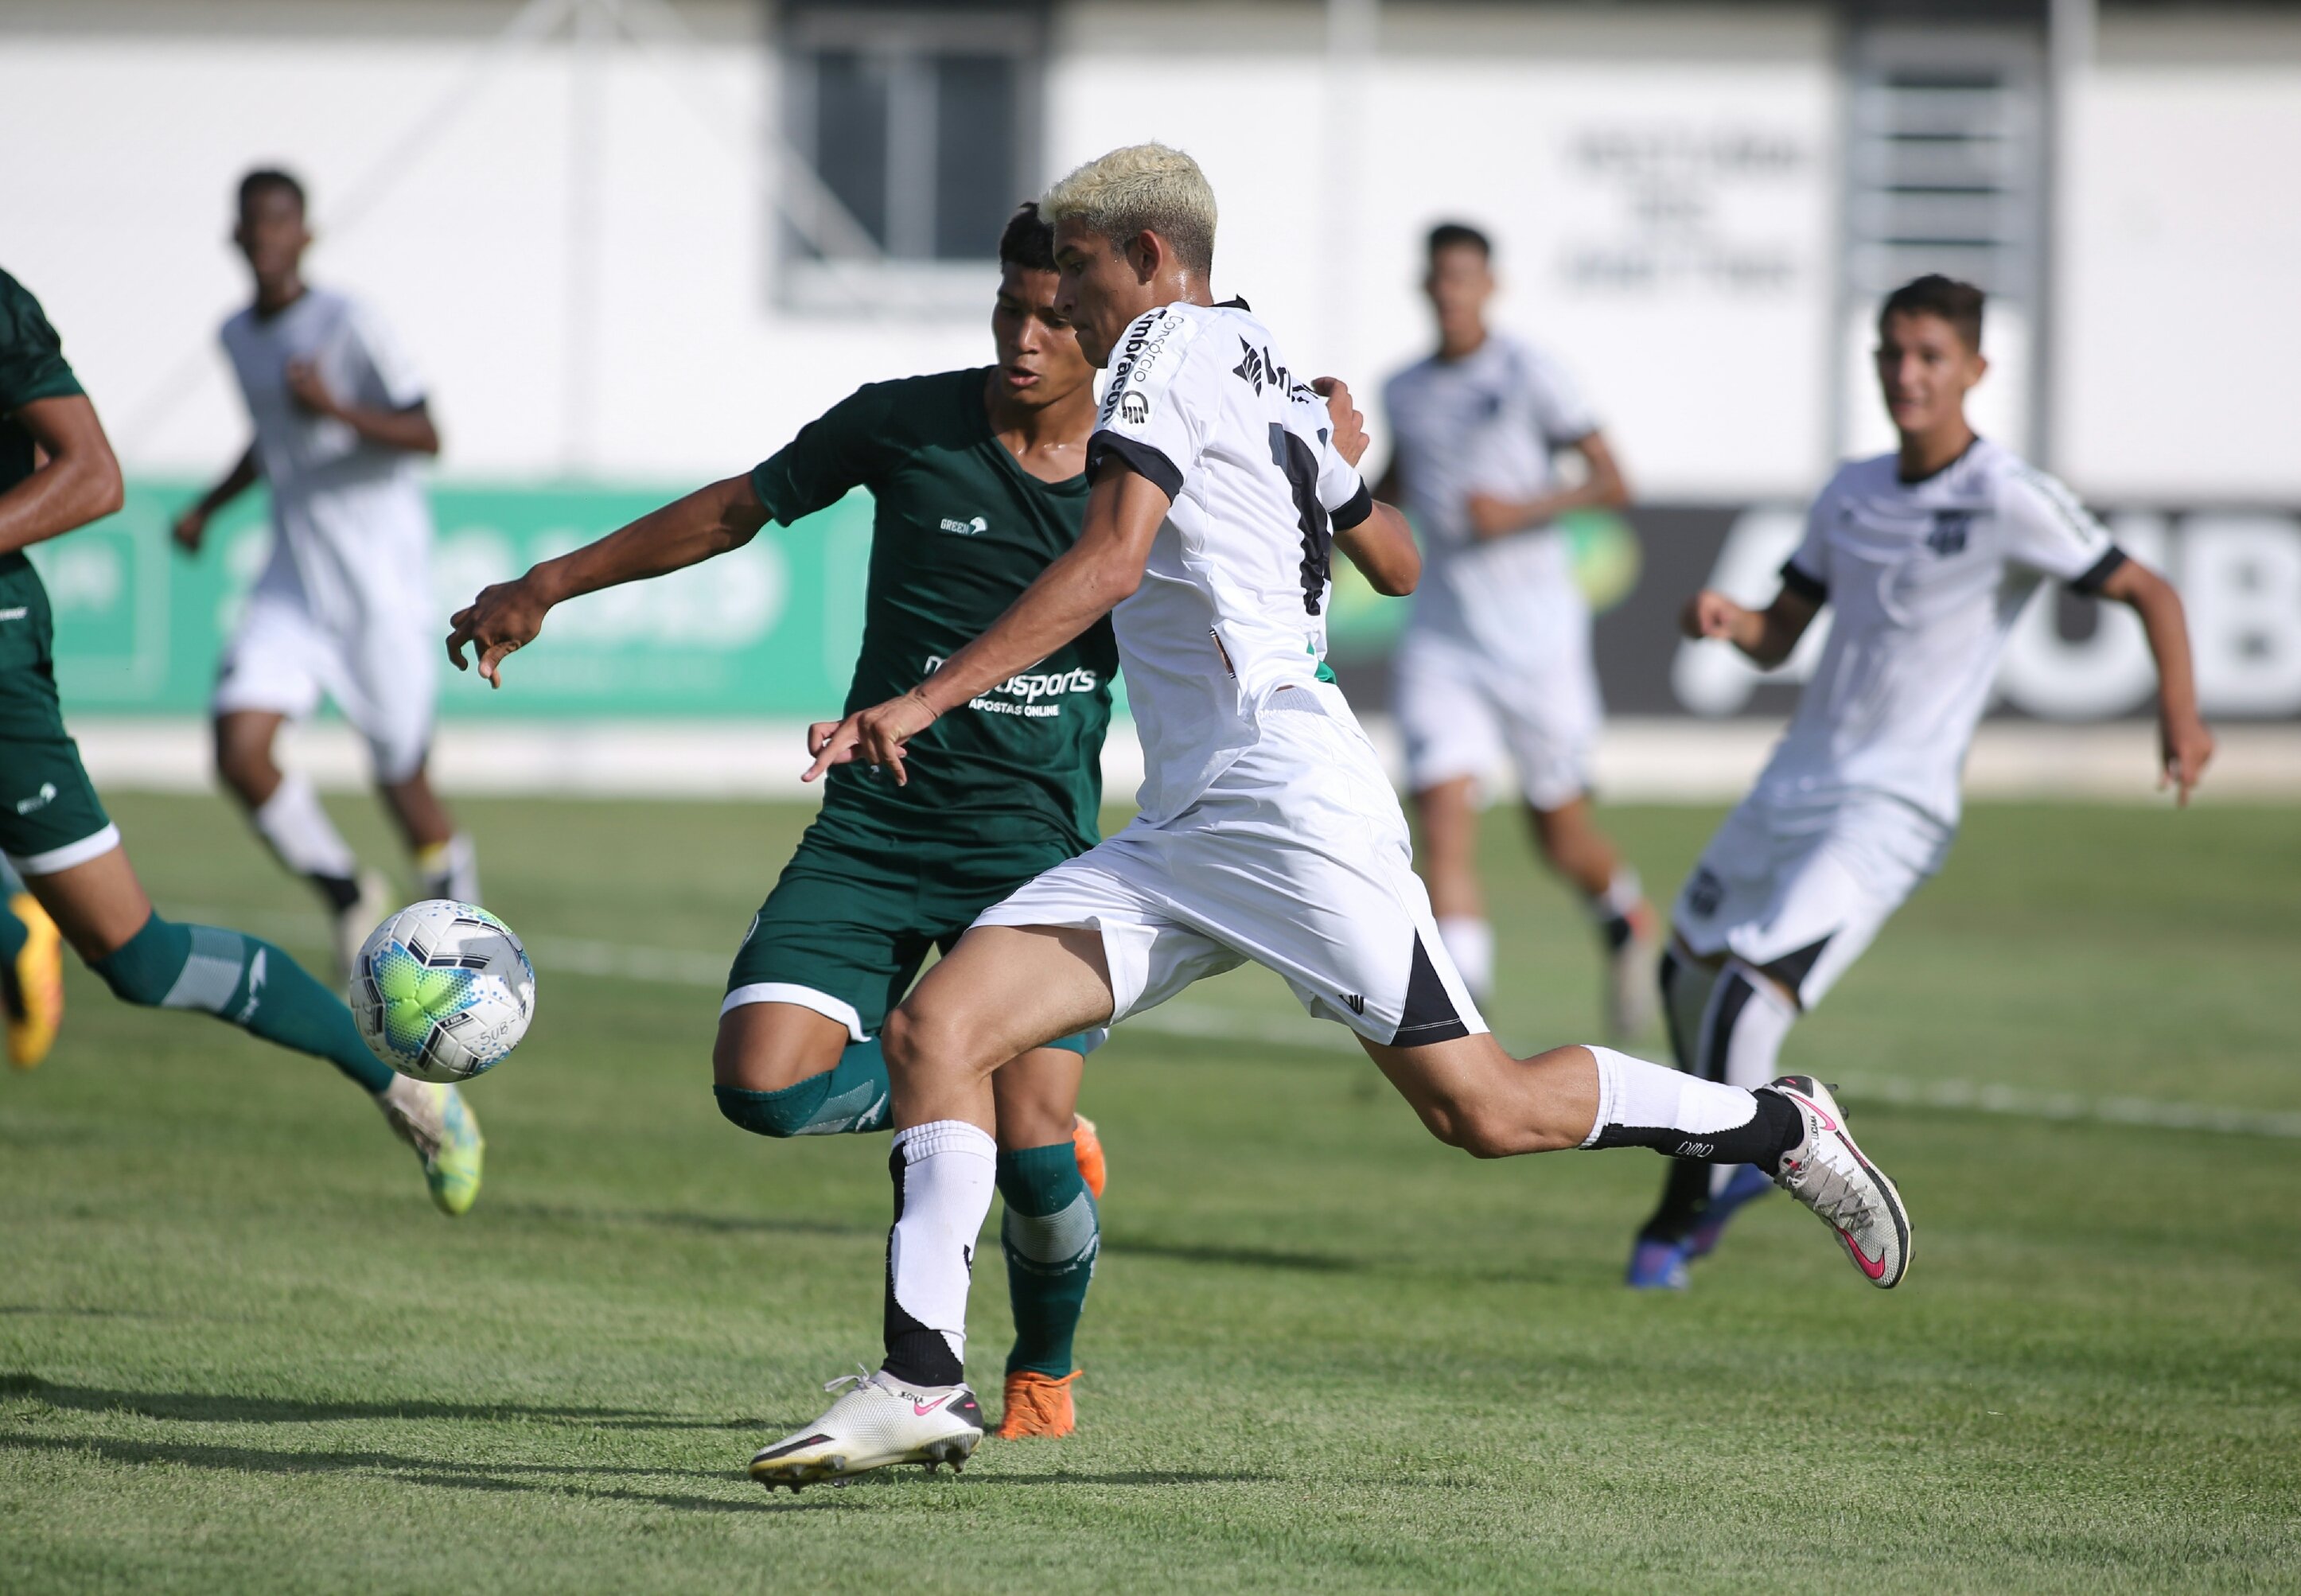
446, 205, 1112, 1440
0, 266, 484, 1213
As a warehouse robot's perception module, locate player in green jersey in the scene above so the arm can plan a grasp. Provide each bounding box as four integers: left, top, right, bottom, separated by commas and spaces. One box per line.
446, 206, 1113, 1441
0, 267, 485, 1213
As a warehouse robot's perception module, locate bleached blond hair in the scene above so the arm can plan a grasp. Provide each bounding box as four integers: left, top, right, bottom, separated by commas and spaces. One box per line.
1041, 143, 1217, 275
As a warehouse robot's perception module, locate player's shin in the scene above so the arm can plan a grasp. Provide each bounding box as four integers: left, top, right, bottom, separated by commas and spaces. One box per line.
91, 912, 396, 1093
714, 1037, 894, 1137
882, 1119, 998, 1388
999, 1141, 1098, 1380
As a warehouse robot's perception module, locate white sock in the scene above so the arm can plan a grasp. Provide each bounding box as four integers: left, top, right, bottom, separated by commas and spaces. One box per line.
415, 834, 481, 902
1702, 961, 1797, 1194
1581, 1043, 1766, 1150
1435, 915, 1493, 999
251, 773, 358, 882
1590, 865, 1644, 925
885, 1119, 997, 1380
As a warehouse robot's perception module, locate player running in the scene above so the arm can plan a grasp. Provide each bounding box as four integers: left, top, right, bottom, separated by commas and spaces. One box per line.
173, 169, 477, 976
751, 144, 1914, 1489
1377, 222, 1657, 1032
445, 204, 1113, 1441
1625, 274, 2212, 1290
0, 264, 483, 1213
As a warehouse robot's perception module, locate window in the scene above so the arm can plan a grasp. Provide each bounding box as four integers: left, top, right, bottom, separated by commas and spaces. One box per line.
779, 5, 1045, 313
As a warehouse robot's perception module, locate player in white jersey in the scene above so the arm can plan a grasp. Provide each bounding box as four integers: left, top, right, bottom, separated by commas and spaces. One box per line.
1377, 222, 1657, 1034
745, 145, 1914, 1490
173, 171, 478, 973
1625, 274, 2213, 1290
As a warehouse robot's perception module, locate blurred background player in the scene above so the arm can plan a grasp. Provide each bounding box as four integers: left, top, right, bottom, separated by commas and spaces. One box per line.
1375, 222, 1657, 1037
173, 169, 476, 975
446, 204, 1111, 1442
1626, 274, 2213, 1290
0, 263, 483, 1213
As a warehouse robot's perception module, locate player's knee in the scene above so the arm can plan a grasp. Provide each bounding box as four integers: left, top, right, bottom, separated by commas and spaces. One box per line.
880, 999, 991, 1087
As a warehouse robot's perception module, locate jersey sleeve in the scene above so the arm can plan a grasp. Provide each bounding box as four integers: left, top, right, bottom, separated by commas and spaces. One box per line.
1084, 308, 1209, 501
1521, 346, 1598, 447
749, 382, 897, 526
0, 273, 85, 415
1999, 465, 2126, 593
346, 298, 428, 409
1780, 473, 1839, 603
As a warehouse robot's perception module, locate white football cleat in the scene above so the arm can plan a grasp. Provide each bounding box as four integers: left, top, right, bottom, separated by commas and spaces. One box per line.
1762, 1075, 1912, 1289
749, 1368, 985, 1492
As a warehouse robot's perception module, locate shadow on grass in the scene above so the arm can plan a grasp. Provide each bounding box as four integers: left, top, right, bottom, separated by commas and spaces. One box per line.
0, 1374, 748, 1431
489, 1201, 874, 1241
1101, 1238, 1363, 1274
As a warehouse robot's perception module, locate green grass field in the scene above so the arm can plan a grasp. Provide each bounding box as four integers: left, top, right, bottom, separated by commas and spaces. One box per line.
2, 791, 2295, 1594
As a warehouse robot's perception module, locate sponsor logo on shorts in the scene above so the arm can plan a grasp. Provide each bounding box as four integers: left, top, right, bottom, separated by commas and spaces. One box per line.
939, 515, 988, 536
14, 781, 56, 816
0, 606, 27, 622
925, 654, 1100, 720
1340, 991, 1365, 1015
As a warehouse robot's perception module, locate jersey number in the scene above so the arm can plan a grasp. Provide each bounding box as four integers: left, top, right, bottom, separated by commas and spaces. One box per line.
1270, 423, 1332, 616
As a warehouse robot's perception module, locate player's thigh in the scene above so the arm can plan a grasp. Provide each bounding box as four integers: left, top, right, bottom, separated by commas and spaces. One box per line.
890, 924, 1115, 1083
712, 1000, 857, 1092
1394, 640, 1505, 796
990, 1045, 1085, 1151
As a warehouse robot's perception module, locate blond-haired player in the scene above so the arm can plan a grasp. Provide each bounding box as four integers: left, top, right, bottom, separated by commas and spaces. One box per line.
746, 145, 1914, 1489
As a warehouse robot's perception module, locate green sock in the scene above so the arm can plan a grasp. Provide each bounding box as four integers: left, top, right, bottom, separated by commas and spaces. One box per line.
91, 913, 395, 1093
713, 1036, 893, 1137
999, 1140, 1098, 1379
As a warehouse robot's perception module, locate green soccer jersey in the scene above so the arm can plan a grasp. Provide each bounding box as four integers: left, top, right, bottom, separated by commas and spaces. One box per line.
0, 269, 88, 599
750, 368, 1115, 853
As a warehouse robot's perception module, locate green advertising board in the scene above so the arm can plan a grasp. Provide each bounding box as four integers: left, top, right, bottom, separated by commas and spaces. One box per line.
40, 481, 1435, 722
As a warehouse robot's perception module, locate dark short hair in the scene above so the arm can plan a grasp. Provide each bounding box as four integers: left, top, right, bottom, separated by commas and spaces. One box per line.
1880, 274, 1984, 352
998, 201, 1057, 272
239, 167, 307, 217
1427, 221, 1492, 262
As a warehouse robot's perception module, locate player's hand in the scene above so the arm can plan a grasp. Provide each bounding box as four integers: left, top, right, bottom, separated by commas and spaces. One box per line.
170, 506, 208, 554
1314, 377, 1369, 469
445, 575, 551, 688
1680, 589, 1747, 642
1465, 492, 1525, 539
284, 358, 339, 418
801, 692, 939, 786
2159, 712, 2214, 808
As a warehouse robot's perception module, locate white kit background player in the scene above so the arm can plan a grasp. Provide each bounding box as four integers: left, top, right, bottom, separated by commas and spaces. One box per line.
748, 144, 1914, 1490
1376, 222, 1657, 1036
1625, 274, 2213, 1291
174, 169, 478, 971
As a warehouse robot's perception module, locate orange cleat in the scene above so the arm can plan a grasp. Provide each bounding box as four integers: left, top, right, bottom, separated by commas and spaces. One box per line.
1071, 1113, 1107, 1201
6, 892, 64, 1071
996, 1369, 1079, 1439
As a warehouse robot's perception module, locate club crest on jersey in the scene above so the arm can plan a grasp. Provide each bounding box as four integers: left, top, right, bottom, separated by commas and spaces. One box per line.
939, 515, 988, 536
1927, 509, 1976, 556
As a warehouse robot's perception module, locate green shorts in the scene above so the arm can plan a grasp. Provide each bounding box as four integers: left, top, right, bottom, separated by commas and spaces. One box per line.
0, 576, 117, 875
726, 816, 1100, 1054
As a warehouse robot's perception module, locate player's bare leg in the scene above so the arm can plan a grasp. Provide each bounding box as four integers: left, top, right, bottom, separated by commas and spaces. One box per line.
1528, 796, 1659, 1039
747, 926, 1112, 1489
380, 761, 478, 904
1411, 776, 1493, 1001
214, 707, 387, 971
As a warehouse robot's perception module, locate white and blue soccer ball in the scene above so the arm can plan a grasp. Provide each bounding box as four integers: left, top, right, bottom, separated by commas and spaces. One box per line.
350, 900, 535, 1083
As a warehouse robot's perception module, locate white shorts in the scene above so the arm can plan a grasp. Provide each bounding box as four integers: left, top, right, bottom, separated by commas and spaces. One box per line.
975, 684, 1489, 1049
1392, 629, 1602, 811
212, 596, 436, 784
1672, 791, 1953, 1008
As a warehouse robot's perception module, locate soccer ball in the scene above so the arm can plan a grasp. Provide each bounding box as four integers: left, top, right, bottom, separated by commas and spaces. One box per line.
350, 900, 535, 1083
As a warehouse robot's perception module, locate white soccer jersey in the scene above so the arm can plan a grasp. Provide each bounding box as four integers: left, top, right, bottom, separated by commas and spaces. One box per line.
1756, 438, 2126, 829
220, 287, 436, 634
1382, 334, 1598, 664
1087, 300, 1374, 823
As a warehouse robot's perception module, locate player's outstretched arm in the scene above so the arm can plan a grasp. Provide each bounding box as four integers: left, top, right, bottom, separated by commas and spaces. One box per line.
172, 443, 259, 554
1681, 585, 1818, 669
446, 473, 769, 687
804, 462, 1166, 784
1335, 504, 1420, 596
0, 395, 124, 557
2096, 559, 2213, 804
